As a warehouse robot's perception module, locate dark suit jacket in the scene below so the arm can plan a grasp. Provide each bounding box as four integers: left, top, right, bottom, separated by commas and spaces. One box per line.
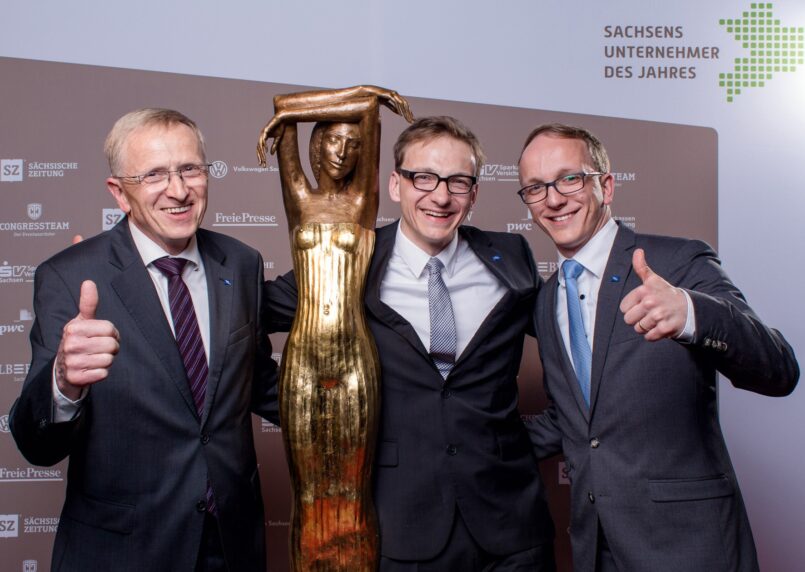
529, 224, 799, 572
267, 222, 554, 561
10, 219, 279, 572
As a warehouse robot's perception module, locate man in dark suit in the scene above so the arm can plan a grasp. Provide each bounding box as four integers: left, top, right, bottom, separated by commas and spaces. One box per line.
518, 123, 799, 571
10, 109, 279, 572
267, 116, 555, 570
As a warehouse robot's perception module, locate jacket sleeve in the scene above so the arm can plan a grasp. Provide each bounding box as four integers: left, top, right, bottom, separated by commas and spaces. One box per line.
668, 239, 799, 396
9, 260, 88, 466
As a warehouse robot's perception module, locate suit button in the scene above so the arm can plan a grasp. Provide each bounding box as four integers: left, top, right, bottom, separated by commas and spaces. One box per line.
441, 388, 451, 398
446, 444, 458, 456
196, 500, 207, 513
590, 438, 600, 449
201, 433, 210, 444
588, 492, 595, 503
38, 418, 49, 430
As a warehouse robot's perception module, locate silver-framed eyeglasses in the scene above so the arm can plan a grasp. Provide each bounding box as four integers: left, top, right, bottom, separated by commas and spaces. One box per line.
115, 163, 212, 187
517, 172, 605, 204
398, 168, 477, 195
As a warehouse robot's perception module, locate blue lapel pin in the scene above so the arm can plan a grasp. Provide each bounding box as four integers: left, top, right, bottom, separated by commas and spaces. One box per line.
610, 275, 620, 282
492, 255, 502, 262
222, 279, 232, 286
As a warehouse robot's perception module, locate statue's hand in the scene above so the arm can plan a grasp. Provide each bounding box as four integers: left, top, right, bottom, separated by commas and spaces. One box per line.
256, 118, 285, 166
368, 86, 413, 123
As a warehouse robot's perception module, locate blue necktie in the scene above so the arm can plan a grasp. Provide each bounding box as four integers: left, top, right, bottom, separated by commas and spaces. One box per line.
563, 259, 591, 406
426, 257, 457, 379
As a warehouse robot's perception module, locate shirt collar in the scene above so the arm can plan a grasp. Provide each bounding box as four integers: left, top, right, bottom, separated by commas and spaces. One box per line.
127, 219, 202, 269
557, 217, 618, 285
394, 224, 460, 279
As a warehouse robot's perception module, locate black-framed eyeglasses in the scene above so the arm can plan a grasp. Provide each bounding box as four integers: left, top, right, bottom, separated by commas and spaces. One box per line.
517, 172, 605, 204
115, 163, 212, 186
398, 168, 477, 195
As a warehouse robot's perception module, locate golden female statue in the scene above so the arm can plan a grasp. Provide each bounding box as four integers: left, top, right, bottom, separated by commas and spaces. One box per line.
257, 86, 412, 571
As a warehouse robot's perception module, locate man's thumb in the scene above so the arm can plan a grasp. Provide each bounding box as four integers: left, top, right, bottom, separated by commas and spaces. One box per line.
78, 280, 99, 320
632, 248, 654, 284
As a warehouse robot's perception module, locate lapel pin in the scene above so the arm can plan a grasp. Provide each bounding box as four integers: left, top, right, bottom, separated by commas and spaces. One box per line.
222, 279, 232, 286
610, 275, 620, 282
492, 255, 502, 262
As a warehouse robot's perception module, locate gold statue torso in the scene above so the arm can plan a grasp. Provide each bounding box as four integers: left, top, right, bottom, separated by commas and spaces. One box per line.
280, 222, 380, 571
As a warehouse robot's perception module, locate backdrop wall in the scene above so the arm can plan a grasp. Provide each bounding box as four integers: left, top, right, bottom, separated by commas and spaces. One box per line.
0, 1, 802, 571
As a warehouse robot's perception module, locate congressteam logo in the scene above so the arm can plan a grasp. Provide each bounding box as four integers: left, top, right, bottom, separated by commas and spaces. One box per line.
719, 3, 804, 102
1, 160, 23, 182
0, 204, 70, 238
23, 561, 39, 572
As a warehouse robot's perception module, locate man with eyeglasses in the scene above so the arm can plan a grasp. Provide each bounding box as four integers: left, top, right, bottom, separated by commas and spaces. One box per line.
267, 116, 555, 570
518, 123, 799, 571
10, 108, 279, 572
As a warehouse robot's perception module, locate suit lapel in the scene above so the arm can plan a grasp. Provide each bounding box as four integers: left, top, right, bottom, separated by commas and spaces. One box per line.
545, 272, 591, 422
197, 232, 232, 427
364, 222, 430, 360
588, 225, 636, 416
107, 221, 199, 419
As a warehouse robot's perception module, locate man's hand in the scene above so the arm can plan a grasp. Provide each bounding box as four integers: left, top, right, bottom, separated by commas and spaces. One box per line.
619, 249, 687, 341
55, 280, 120, 400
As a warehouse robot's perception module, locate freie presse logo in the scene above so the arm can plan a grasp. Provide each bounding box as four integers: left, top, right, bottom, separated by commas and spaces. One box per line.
213, 212, 279, 227
0, 467, 63, 482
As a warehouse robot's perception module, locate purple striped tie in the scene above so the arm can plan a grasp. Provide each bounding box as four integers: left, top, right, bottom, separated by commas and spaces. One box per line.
152, 257, 208, 416
152, 257, 216, 514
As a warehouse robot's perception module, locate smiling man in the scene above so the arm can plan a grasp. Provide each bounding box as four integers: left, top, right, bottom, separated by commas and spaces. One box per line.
267, 116, 555, 570
518, 123, 799, 572
10, 109, 279, 572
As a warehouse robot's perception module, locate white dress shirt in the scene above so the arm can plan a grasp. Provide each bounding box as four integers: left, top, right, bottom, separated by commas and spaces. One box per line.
380, 226, 506, 360
53, 222, 210, 421
555, 218, 695, 373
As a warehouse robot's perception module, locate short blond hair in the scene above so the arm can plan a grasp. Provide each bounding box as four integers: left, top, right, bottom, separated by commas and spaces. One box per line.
104, 108, 206, 175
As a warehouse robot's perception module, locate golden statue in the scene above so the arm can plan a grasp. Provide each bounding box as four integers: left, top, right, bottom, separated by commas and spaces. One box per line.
257, 86, 413, 571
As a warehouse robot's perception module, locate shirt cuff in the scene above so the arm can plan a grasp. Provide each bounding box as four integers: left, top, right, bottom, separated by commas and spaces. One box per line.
675, 288, 696, 342
52, 362, 86, 423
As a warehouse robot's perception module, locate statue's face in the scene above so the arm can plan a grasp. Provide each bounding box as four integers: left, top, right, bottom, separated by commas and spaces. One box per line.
320, 123, 361, 181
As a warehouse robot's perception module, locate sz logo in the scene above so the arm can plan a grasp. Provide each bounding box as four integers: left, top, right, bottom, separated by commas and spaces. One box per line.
209, 160, 228, 179
27, 203, 42, 221
102, 208, 125, 231
0, 514, 19, 537
1, 159, 23, 182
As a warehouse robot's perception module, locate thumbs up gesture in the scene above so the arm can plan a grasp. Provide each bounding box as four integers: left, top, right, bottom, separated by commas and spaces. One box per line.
55, 280, 120, 400
619, 249, 688, 341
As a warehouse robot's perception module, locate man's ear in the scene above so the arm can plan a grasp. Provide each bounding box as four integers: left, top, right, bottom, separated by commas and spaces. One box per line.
106, 177, 131, 213
388, 170, 402, 203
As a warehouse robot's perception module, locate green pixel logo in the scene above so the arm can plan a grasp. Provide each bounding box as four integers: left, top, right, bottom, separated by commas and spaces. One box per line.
719, 3, 804, 102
